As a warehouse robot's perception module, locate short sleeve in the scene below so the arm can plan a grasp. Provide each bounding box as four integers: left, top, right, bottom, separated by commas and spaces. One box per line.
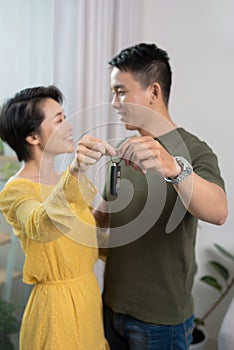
190, 142, 226, 192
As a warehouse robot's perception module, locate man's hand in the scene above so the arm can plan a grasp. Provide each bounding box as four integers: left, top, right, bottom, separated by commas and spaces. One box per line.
118, 136, 180, 178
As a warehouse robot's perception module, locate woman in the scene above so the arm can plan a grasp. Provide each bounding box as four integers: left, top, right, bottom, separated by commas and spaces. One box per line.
0, 85, 115, 349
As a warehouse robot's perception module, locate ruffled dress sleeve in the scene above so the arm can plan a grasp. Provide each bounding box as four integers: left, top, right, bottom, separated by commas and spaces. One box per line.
0, 168, 97, 246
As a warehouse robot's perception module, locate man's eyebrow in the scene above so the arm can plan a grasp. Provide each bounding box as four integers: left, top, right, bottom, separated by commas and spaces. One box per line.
112, 84, 126, 89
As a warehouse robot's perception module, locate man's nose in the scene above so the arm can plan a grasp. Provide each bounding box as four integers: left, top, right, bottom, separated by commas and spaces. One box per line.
111, 94, 120, 109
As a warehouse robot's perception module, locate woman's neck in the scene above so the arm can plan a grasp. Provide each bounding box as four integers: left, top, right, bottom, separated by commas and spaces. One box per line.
15, 157, 60, 185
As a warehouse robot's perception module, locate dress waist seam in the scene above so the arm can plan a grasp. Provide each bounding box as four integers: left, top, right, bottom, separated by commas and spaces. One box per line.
35, 271, 93, 285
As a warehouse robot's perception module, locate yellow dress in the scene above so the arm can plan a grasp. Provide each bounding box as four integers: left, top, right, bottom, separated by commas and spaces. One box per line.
0, 168, 109, 350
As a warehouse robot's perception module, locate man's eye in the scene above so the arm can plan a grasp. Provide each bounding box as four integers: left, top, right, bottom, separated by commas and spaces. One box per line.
118, 90, 125, 95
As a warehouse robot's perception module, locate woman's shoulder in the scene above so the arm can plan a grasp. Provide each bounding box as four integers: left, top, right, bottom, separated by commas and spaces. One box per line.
6, 175, 38, 187
0, 177, 38, 199
0, 178, 38, 215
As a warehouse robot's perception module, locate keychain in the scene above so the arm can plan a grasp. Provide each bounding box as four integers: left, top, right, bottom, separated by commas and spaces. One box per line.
110, 157, 122, 196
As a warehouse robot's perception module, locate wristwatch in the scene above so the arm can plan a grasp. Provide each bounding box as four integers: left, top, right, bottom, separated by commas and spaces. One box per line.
164, 156, 193, 185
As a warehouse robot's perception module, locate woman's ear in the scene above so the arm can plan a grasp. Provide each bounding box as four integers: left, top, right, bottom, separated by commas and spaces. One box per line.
25, 133, 40, 145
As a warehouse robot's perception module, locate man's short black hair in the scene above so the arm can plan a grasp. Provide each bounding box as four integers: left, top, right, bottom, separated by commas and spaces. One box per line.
109, 43, 172, 106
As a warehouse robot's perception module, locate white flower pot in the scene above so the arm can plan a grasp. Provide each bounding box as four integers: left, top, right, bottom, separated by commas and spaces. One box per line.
190, 327, 208, 350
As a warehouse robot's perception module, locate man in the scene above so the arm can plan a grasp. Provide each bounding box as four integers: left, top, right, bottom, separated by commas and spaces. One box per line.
94, 43, 228, 350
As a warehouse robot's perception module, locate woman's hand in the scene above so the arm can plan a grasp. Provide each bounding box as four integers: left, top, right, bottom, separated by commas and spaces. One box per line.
70, 135, 116, 176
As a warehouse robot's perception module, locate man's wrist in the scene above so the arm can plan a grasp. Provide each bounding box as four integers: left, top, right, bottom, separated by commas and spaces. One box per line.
170, 158, 183, 179
164, 156, 193, 185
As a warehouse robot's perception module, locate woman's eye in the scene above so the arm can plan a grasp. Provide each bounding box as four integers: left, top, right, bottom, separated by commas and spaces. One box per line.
118, 90, 125, 96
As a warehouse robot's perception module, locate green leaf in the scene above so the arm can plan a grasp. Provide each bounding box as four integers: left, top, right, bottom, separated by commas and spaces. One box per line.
194, 317, 204, 327
200, 275, 222, 291
214, 244, 234, 262
0, 299, 18, 334
209, 261, 229, 281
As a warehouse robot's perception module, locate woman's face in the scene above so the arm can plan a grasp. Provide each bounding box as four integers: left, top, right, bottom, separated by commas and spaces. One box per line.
37, 98, 74, 156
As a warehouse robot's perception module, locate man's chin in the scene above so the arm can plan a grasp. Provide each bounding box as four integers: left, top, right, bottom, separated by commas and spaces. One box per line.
125, 123, 138, 130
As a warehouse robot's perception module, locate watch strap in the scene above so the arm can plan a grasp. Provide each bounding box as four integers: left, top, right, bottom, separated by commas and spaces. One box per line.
164, 156, 193, 185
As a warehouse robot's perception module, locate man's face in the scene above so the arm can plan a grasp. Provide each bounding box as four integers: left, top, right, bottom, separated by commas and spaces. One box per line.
110, 67, 152, 131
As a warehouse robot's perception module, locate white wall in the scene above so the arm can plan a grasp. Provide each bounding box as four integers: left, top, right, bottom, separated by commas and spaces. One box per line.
0, 0, 54, 322
142, 0, 234, 342
0, 0, 53, 105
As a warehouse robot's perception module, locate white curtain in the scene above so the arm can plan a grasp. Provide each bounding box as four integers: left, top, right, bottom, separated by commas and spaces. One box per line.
52, 0, 143, 191
52, 0, 143, 289
0, 0, 53, 104
52, 0, 142, 112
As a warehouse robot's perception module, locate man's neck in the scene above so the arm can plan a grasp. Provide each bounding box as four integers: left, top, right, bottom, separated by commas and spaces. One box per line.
139, 108, 177, 138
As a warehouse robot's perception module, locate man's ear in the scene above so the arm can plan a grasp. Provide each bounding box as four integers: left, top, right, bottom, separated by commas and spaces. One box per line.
25, 133, 40, 145
150, 82, 161, 104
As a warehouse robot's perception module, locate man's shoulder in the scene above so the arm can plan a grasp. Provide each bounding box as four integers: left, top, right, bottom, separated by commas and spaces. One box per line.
178, 128, 214, 152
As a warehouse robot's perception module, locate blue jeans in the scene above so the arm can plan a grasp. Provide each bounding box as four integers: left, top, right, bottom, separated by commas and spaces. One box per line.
103, 304, 194, 350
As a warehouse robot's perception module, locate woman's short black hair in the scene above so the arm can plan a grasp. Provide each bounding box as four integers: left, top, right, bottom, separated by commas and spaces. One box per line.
0, 85, 63, 162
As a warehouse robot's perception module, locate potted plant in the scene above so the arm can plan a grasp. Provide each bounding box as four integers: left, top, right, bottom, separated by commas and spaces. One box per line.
0, 138, 20, 184
0, 161, 20, 182
0, 139, 4, 155
0, 299, 18, 350
190, 243, 234, 349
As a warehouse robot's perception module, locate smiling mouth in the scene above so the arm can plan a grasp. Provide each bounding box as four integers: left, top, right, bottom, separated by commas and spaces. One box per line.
117, 111, 127, 117
65, 136, 74, 143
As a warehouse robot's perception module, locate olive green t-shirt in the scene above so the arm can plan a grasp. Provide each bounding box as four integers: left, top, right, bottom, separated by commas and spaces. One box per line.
103, 128, 225, 325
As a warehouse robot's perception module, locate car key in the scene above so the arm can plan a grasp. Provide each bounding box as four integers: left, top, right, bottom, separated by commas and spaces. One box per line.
110, 162, 121, 196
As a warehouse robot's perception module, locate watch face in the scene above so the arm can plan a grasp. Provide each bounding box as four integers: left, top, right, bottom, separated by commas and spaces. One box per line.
165, 156, 193, 184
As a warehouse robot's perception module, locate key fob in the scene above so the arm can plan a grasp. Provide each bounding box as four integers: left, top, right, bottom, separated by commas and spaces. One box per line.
110, 163, 121, 196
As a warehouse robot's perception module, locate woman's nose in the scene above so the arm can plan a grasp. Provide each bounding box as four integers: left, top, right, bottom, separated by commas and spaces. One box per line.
65, 119, 72, 130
